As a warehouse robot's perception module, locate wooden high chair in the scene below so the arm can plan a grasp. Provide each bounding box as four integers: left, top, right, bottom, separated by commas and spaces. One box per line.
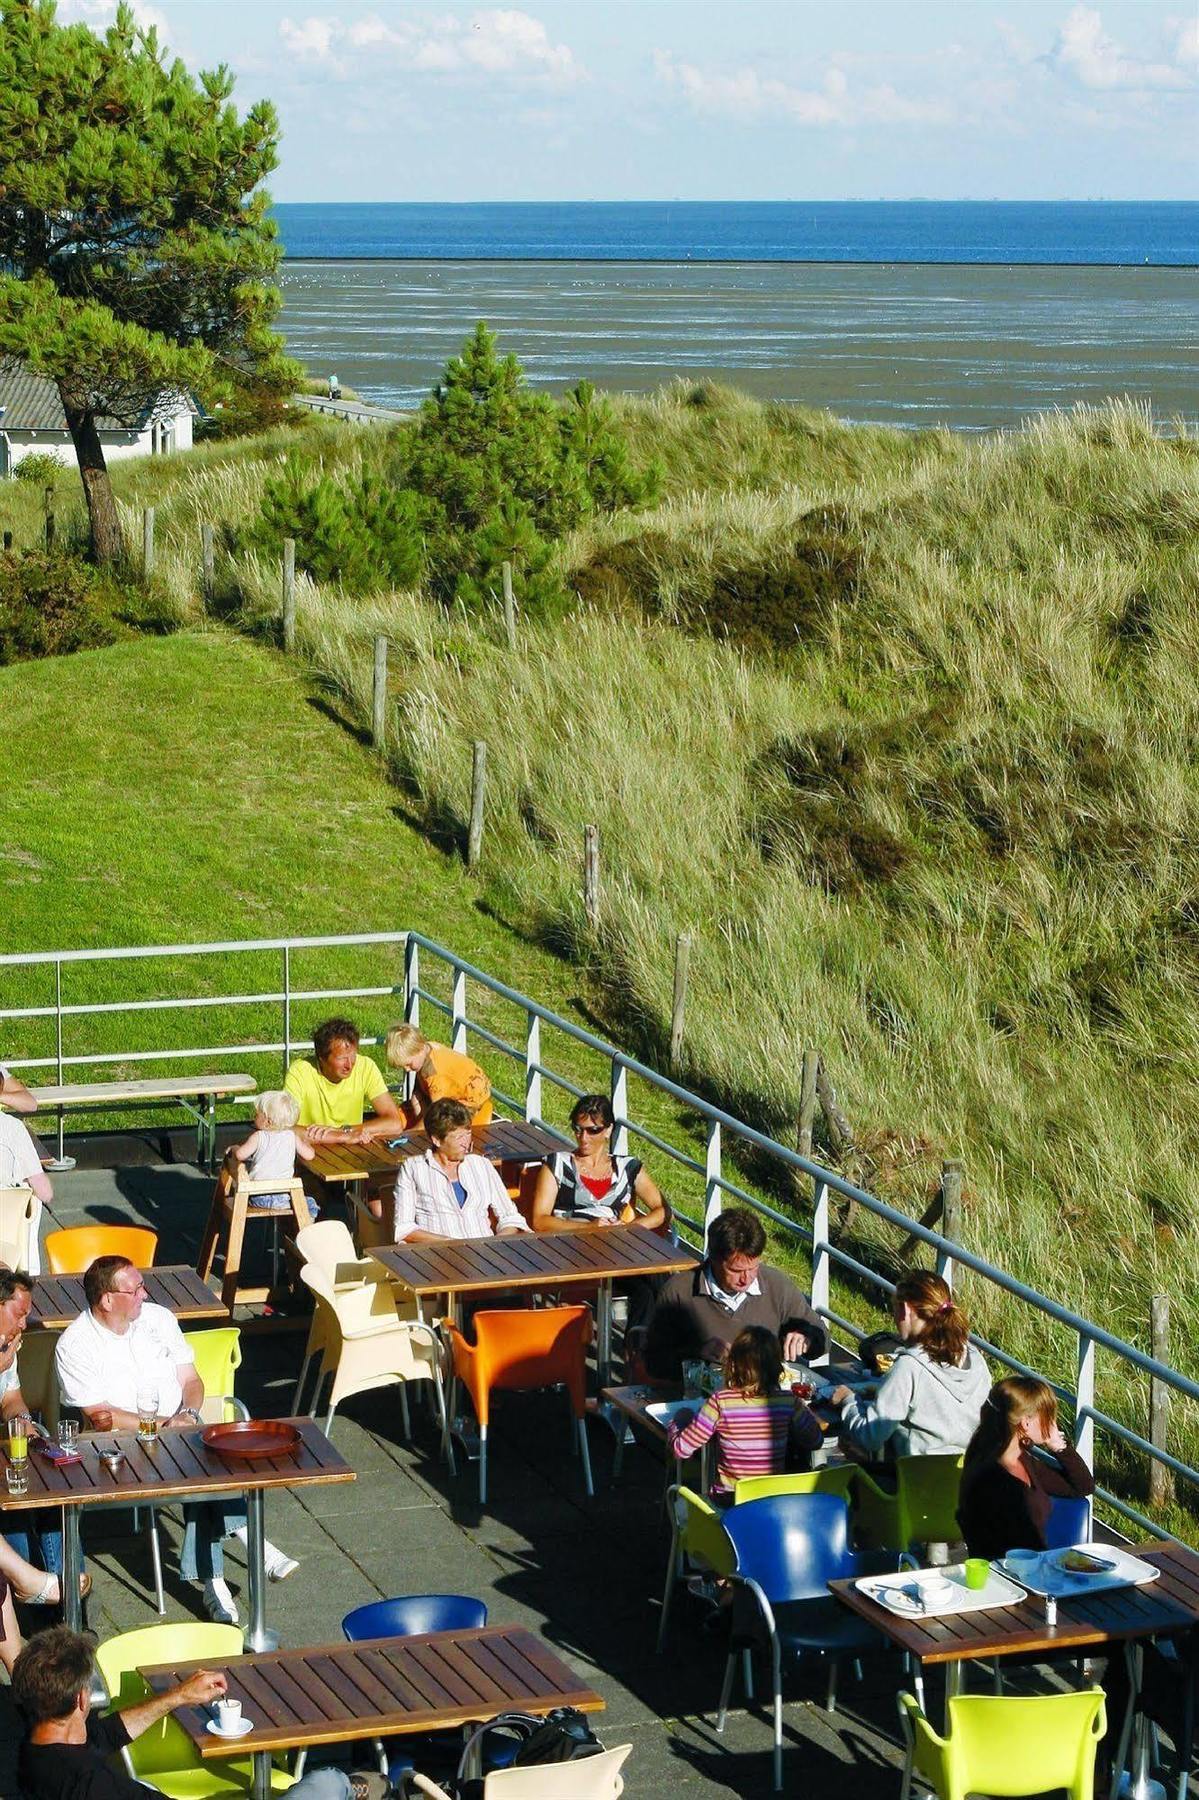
196, 1167, 310, 1309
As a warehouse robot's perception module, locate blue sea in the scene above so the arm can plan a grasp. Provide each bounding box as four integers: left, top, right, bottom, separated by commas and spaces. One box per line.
274, 201, 1196, 265
273, 203, 1199, 429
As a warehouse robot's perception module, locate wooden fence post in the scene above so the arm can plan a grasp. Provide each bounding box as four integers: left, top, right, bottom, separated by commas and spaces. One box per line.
669, 932, 691, 1072
937, 1159, 963, 1287
583, 825, 600, 929
501, 560, 517, 653
44, 511, 55, 552
797, 1048, 820, 1160
1149, 1294, 1174, 1508
142, 507, 155, 579
282, 539, 296, 651
2, 531, 12, 552
467, 740, 486, 868
372, 635, 388, 747
200, 522, 214, 604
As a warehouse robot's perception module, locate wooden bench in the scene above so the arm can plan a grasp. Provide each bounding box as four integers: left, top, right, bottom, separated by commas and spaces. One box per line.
28, 1074, 257, 1169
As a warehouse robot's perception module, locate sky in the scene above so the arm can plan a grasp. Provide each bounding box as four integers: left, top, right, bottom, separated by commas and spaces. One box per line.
57, 0, 1198, 201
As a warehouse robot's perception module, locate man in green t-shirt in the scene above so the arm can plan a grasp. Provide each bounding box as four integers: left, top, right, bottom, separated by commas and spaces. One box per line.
284, 1016, 403, 1146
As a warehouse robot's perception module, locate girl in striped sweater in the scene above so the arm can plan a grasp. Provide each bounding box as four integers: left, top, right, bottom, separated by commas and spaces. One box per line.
668, 1325, 822, 1498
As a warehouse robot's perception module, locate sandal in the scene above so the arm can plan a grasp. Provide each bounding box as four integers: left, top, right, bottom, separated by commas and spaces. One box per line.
19, 1571, 92, 1606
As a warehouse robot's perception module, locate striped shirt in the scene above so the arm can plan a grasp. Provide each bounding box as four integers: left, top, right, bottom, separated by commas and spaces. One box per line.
392, 1150, 530, 1242
668, 1387, 820, 1493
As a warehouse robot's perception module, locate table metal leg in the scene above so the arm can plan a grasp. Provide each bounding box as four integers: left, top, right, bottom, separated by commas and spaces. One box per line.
596, 1280, 613, 1387
1115, 1643, 1167, 1800
61, 1505, 84, 1634
942, 1657, 962, 1733
251, 1749, 272, 1800
245, 1489, 278, 1653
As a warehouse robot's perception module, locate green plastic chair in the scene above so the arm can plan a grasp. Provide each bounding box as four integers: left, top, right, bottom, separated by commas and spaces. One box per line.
96, 1621, 296, 1798
898, 1689, 1106, 1800
657, 1484, 735, 1652
853, 1454, 963, 1552
733, 1467, 857, 1505
182, 1328, 246, 1424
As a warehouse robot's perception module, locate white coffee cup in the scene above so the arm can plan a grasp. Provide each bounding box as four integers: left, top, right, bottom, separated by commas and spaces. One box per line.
215, 1698, 242, 1732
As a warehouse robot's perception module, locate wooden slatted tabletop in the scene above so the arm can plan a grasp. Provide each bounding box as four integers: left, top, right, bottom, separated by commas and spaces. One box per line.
140, 1625, 604, 1756
27, 1266, 227, 1330
370, 1222, 699, 1299
831, 1541, 1199, 1665
0, 1416, 352, 1513
308, 1118, 571, 1185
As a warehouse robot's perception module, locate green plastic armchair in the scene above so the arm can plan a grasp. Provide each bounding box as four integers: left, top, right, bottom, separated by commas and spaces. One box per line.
853, 1454, 963, 1552
657, 1483, 734, 1651
898, 1689, 1106, 1800
734, 1466, 857, 1505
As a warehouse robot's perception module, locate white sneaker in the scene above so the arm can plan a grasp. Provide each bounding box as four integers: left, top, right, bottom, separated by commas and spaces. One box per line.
264, 1546, 299, 1583
201, 1577, 239, 1625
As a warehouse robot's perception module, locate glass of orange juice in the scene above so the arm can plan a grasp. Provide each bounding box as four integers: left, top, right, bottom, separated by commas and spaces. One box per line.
8, 1414, 30, 1465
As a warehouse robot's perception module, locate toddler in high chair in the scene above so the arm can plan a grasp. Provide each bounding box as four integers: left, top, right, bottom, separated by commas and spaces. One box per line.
223, 1089, 318, 1217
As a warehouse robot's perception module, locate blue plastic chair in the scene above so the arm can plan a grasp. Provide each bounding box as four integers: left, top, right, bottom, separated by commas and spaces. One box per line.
342, 1595, 489, 1785
1044, 1496, 1092, 1549
716, 1493, 894, 1792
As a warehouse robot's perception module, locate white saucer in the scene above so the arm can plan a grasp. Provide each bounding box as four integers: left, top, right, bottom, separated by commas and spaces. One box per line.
207, 1717, 253, 1740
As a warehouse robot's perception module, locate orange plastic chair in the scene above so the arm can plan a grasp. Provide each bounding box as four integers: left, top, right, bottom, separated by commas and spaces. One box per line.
444, 1304, 594, 1505
44, 1224, 158, 1275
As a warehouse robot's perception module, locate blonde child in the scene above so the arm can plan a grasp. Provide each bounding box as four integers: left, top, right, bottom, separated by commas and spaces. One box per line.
223, 1090, 317, 1216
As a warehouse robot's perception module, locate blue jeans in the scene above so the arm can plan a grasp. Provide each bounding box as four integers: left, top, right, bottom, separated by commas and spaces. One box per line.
178, 1498, 248, 1581
289, 1773, 355, 1800
4, 1514, 64, 1574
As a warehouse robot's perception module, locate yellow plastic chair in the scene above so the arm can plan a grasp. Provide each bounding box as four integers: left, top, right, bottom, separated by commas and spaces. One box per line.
0, 1186, 42, 1273
95, 1621, 295, 1798
734, 1466, 857, 1505
296, 1260, 449, 1452
409, 1744, 631, 1799
658, 1483, 735, 1652
45, 1224, 158, 1274
854, 1454, 964, 1552
898, 1689, 1106, 1800
182, 1327, 247, 1426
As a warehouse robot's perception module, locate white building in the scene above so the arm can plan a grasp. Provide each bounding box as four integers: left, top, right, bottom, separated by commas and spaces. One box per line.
0, 369, 196, 475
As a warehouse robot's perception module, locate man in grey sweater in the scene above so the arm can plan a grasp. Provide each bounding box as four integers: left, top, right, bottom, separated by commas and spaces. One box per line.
645, 1207, 825, 1380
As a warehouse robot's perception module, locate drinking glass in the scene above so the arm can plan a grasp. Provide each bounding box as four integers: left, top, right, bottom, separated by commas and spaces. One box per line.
681, 1360, 706, 1401
8, 1414, 30, 1465
57, 1419, 79, 1452
136, 1387, 159, 1444
5, 1460, 28, 1496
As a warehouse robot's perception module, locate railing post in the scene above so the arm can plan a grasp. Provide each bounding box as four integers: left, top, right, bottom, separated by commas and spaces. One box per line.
281, 944, 292, 1079
810, 1176, 830, 1367
1075, 1331, 1095, 1472
46, 958, 75, 1170
936, 1159, 963, 1288
524, 1011, 541, 1122
610, 1059, 628, 1156
451, 966, 467, 1053
703, 1118, 722, 1235
403, 937, 420, 1028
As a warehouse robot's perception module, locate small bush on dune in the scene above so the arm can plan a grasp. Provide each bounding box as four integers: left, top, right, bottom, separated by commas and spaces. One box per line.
12, 450, 67, 486
0, 550, 120, 661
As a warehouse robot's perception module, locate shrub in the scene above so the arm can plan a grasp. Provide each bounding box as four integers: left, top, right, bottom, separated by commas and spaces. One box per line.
253, 453, 423, 593
0, 550, 118, 662
13, 451, 66, 486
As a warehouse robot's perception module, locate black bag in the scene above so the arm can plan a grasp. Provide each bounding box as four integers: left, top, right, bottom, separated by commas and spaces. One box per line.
444, 1708, 603, 1798
858, 1330, 903, 1375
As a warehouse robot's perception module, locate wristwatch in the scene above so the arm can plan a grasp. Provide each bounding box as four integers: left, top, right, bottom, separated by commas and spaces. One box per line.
178, 1406, 202, 1425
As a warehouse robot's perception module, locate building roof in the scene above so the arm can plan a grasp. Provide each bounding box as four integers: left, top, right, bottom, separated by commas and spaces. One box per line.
0, 367, 196, 434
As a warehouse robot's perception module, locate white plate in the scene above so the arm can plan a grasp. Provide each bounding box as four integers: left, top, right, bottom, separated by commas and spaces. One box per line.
207, 1717, 253, 1740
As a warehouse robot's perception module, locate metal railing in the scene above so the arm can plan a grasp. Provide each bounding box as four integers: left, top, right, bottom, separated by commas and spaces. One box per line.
0, 927, 1195, 1546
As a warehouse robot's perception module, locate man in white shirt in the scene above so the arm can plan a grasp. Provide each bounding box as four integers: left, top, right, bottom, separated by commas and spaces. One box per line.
392, 1099, 529, 1243
55, 1255, 298, 1624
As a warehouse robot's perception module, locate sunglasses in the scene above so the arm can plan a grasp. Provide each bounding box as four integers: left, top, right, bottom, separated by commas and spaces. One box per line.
576, 1123, 607, 1135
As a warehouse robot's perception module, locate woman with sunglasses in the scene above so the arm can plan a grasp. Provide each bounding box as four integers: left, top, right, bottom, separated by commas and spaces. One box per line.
530, 1094, 666, 1233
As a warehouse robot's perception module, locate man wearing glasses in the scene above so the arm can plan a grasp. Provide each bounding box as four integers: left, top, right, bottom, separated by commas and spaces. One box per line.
55, 1256, 298, 1625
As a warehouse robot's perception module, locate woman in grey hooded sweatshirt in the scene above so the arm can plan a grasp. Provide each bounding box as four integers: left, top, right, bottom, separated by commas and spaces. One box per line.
832, 1270, 989, 1460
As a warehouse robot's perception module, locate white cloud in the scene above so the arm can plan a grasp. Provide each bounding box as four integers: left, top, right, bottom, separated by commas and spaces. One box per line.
280, 8, 581, 84
1048, 4, 1194, 91
652, 52, 950, 127
56, 0, 172, 42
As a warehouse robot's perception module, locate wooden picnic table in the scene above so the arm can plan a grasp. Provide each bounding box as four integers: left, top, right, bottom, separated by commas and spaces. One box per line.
306, 1118, 570, 1186
27, 1266, 227, 1330
370, 1223, 700, 1384
140, 1623, 605, 1800
0, 1416, 352, 1648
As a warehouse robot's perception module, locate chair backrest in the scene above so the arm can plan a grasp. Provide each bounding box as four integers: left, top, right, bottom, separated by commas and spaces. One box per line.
721, 1493, 856, 1602
182, 1326, 242, 1424
16, 1327, 60, 1431
515, 1167, 540, 1225
734, 1466, 857, 1505
483, 1744, 630, 1798
0, 1187, 41, 1272
896, 1453, 965, 1545
296, 1218, 379, 1284
1044, 1495, 1092, 1548
44, 1224, 158, 1276
343, 1594, 488, 1641
947, 1691, 1105, 1795
670, 1485, 736, 1577
95, 1622, 243, 1777
471, 1306, 591, 1407
300, 1261, 406, 1335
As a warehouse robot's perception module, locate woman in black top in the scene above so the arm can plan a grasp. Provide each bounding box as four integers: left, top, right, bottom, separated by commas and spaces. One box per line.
957, 1375, 1095, 1559
530, 1094, 666, 1233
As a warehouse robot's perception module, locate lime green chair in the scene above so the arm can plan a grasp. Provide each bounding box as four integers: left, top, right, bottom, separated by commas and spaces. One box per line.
853, 1454, 963, 1552
898, 1689, 1106, 1800
658, 1484, 735, 1652
96, 1622, 295, 1798
182, 1328, 247, 1425
734, 1467, 857, 1505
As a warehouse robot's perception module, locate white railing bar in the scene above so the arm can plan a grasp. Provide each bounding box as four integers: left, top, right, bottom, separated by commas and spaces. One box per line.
1094, 1488, 1188, 1548
615, 1117, 706, 1178
0, 986, 396, 1023
0, 931, 408, 968
7, 1038, 389, 1073
461, 1020, 525, 1064
1083, 1409, 1199, 1486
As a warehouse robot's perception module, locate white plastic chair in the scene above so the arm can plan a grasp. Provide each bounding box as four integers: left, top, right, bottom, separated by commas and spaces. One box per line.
408, 1744, 630, 1799
0, 1186, 42, 1274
